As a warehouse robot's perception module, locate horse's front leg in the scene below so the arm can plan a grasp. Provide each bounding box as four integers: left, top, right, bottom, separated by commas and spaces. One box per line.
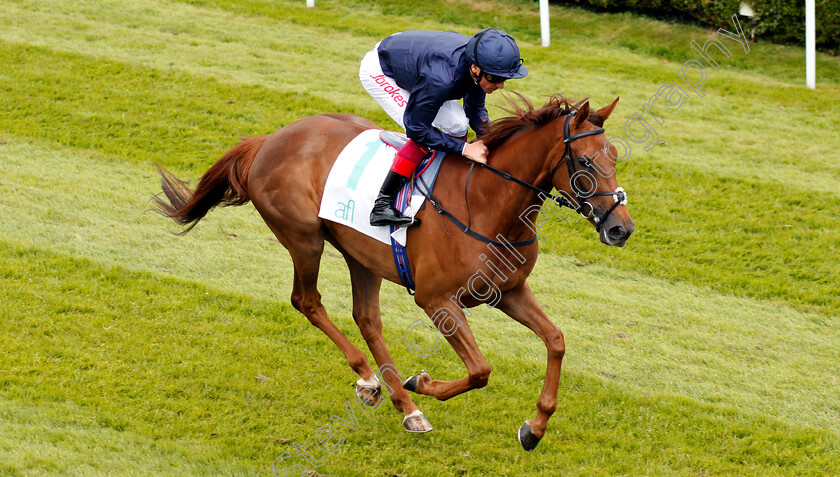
495, 282, 565, 451
403, 299, 492, 401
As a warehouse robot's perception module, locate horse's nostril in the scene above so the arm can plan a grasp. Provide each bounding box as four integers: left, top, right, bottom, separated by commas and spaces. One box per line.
609, 225, 626, 239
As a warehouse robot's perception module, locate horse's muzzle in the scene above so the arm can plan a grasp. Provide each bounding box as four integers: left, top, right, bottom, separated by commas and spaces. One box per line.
600, 215, 635, 247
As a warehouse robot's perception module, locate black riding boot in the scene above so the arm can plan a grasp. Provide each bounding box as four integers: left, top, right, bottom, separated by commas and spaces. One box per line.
370, 170, 419, 227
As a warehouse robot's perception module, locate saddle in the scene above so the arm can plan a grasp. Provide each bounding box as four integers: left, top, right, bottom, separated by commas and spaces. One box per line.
378, 131, 443, 293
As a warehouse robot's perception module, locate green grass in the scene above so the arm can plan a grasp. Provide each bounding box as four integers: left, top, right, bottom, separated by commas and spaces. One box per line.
1, 0, 839, 474
2, 244, 837, 475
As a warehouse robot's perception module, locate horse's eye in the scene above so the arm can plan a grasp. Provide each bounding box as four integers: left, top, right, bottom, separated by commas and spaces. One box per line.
578, 157, 591, 168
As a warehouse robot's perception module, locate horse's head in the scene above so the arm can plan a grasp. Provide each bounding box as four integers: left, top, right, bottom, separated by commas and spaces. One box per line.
548, 98, 635, 247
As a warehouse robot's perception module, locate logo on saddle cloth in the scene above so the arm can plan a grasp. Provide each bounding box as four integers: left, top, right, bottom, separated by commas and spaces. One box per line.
318, 129, 445, 247
335, 200, 355, 222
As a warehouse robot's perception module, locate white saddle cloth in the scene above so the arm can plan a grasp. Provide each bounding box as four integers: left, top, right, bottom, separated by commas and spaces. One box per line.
318, 129, 425, 246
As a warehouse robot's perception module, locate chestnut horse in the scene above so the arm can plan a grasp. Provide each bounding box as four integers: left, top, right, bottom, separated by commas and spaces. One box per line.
154, 94, 634, 450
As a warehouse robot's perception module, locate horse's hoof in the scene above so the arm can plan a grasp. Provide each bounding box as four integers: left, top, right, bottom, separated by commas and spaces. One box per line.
402, 410, 433, 433
355, 382, 382, 407
403, 375, 419, 392
402, 370, 428, 392
518, 421, 542, 451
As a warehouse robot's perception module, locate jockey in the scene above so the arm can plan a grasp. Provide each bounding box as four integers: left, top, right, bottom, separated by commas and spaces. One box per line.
359, 28, 528, 227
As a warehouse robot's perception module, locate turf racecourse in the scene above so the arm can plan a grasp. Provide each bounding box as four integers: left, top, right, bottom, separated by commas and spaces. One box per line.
1, 0, 839, 475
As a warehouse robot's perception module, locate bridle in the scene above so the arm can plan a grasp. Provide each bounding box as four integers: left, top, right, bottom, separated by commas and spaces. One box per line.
480, 110, 627, 232
550, 110, 628, 232
416, 109, 629, 247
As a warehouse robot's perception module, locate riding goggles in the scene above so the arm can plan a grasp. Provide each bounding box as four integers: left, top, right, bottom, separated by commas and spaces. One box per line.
483, 72, 511, 83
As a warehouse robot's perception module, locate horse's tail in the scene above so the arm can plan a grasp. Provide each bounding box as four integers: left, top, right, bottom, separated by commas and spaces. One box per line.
153, 135, 269, 234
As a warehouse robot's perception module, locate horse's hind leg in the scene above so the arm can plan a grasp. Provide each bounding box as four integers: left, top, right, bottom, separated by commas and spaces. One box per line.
343, 253, 431, 432
268, 224, 377, 388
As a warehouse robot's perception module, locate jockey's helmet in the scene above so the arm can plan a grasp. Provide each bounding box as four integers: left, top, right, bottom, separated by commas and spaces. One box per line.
465, 29, 528, 80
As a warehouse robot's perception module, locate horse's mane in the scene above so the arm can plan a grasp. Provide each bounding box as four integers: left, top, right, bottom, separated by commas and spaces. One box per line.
482, 92, 605, 150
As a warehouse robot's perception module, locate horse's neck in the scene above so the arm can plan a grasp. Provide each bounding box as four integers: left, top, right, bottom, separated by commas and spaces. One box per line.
493, 129, 557, 188
467, 124, 560, 240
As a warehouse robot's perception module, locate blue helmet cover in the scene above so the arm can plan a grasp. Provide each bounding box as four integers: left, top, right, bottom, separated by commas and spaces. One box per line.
465, 28, 528, 79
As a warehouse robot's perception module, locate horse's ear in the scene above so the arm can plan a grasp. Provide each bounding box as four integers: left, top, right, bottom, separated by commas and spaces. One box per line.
596, 97, 620, 121
573, 101, 590, 128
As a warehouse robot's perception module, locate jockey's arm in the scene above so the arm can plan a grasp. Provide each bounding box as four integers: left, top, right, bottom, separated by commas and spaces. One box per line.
462, 86, 490, 164
403, 86, 468, 157
463, 87, 490, 136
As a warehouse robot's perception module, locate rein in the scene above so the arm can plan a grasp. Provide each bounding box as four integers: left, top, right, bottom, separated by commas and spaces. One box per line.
416, 110, 629, 246
417, 172, 537, 248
